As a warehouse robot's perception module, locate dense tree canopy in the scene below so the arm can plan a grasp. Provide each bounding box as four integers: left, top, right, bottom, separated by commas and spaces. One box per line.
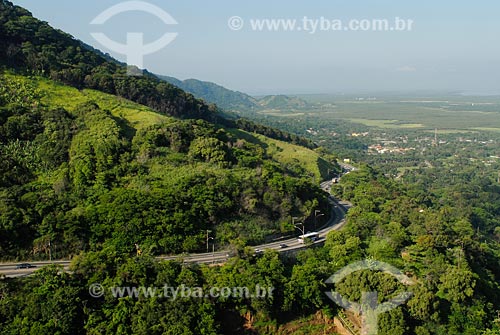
1, 1, 499, 334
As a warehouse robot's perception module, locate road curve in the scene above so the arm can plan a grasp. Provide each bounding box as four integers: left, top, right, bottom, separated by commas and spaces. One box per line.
0, 178, 352, 277
160, 192, 350, 265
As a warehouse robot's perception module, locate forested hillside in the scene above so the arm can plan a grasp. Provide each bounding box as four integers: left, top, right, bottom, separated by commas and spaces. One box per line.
0, 0, 337, 259
0, 0, 214, 121
1, 1, 499, 334
159, 75, 260, 111
158, 75, 311, 114
0, 72, 332, 259
0, 0, 315, 149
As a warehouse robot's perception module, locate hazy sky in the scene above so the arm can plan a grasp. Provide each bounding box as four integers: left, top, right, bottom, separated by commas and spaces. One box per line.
12, 0, 500, 95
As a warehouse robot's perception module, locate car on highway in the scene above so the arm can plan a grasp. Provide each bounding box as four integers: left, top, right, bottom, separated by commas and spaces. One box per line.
16, 263, 36, 269
279, 244, 288, 249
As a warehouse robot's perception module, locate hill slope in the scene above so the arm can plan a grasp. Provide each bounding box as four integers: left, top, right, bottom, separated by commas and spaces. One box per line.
258, 94, 309, 110
0, 69, 336, 258
158, 75, 260, 111
0, 0, 217, 121
0, 0, 318, 149
159, 75, 311, 112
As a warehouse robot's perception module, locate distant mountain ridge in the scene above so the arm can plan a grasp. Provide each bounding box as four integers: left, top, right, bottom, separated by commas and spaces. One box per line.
258, 94, 309, 109
0, 0, 216, 122
0, 0, 316, 148
158, 75, 260, 111
158, 75, 310, 112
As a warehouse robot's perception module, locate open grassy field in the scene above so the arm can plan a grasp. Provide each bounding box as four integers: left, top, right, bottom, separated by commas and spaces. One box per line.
229, 129, 332, 181
285, 94, 500, 131
5, 73, 172, 131
346, 118, 424, 128
472, 127, 500, 133
3, 74, 333, 181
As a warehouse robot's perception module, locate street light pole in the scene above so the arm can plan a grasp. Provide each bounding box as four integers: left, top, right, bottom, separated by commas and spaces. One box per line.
206, 230, 212, 253
293, 217, 304, 237
212, 243, 215, 264
314, 210, 325, 230
207, 237, 214, 254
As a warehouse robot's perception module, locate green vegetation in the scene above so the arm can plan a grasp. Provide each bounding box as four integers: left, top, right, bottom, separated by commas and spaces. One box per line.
258, 95, 309, 110
0, 72, 331, 258
37, 75, 170, 130
159, 75, 260, 111
229, 129, 332, 182
2, 167, 499, 334
1, 1, 500, 334
243, 95, 500, 132
0, 0, 315, 148
0, 1, 336, 260
298, 94, 500, 130
159, 75, 311, 113
0, 0, 217, 121
225, 89, 500, 334
346, 118, 424, 129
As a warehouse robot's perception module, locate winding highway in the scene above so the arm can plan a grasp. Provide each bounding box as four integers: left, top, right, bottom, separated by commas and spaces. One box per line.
0, 164, 355, 278
160, 190, 351, 265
